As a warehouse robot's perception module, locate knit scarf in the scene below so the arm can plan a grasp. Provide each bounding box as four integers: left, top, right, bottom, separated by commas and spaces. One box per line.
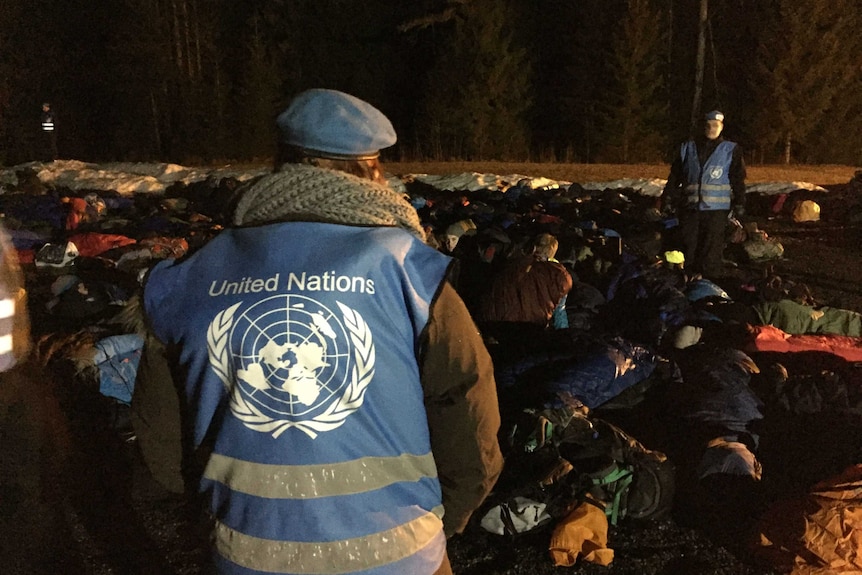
232, 164, 426, 242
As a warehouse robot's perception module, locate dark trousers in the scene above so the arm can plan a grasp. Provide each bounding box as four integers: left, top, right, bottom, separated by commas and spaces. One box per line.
679, 209, 729, 278
42, 132, 58, 161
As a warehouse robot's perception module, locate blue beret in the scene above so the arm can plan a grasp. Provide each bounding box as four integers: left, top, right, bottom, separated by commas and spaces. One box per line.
705, 110, 725, 122
277, 89, 396, 160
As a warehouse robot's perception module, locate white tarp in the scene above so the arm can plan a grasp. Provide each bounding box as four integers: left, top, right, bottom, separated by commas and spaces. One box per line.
0, 160, 832, 199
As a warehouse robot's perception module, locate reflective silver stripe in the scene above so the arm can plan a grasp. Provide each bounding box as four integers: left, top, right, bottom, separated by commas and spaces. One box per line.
42, 123, 54, 131
204, 452, 438, 499
215, 509, 444, 574
685, 183, 731, 207
0, 297, 14, 319
0, 334, 12, 354
684, 184, 731, 192
686, 194, 730, 203
700, 184, 731, 191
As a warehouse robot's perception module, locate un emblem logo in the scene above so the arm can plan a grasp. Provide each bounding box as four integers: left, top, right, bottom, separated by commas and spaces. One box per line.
708, 166, 724, 180
207, 295, 375, 439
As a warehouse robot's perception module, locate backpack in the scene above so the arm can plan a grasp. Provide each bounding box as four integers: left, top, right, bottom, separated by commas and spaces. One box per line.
486, 404, 676, 532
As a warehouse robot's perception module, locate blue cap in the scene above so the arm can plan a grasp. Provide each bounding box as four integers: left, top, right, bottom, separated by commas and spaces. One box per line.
705, 110, 725, 122
277, 89, 396, 160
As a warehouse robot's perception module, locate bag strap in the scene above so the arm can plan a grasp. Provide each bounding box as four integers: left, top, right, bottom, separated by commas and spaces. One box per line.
590, 464, 635, 526
498, 501, 518, 537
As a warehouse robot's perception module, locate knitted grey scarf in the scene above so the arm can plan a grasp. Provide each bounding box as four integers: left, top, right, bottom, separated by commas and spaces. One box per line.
232, 164, 426, 242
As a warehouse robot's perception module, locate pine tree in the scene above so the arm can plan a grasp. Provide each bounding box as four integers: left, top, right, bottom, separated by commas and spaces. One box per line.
414, 0, 533, 160
752, 0, 860, 163
526, 0, 618, 162
568, 1, 618, 164
0, 0, 33, 163
0, 0, 72, 162
77, 0, 174, 160
230, 9, 282, 160
594, 0, 668, 163
805, 75, 862, 164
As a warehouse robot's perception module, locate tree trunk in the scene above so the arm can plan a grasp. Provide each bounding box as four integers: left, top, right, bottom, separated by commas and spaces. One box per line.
181, 0, 193, 78
784, 133, 792, 164
690, 0, 708, 132
192, 0, 202, 78
215, 60, 223, 134
667, 0, 674, 110
171, 0, 183, 72
150, 89, 162, 159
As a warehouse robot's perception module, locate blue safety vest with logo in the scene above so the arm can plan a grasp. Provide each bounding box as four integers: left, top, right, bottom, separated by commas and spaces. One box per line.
680, 140, 735, 211
144, 222, 452, 575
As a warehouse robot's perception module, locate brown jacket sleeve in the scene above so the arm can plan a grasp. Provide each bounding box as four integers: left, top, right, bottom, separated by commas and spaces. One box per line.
421, 281, 504, 537
131, 332, 185, 493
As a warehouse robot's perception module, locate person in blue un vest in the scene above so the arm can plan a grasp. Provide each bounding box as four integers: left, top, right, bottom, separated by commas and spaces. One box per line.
661, 110, 747, 279
40, 102, 58, 161
130, 89, 503, 575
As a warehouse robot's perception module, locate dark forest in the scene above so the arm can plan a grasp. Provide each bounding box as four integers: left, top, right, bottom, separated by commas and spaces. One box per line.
2, 0, 861, 166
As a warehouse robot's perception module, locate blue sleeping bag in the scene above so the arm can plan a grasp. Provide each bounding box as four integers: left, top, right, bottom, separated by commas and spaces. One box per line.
93, 334, 144, 405
540, 337, 658, 409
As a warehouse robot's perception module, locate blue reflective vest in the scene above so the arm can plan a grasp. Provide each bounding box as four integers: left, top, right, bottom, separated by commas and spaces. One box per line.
680, 140, 736, 211
41, 112, 54, 132
145, 222, 452, 575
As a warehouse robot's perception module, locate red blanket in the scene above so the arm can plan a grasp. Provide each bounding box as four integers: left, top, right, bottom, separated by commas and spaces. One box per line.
67, 232, 137, 257
745, 324, 862, 362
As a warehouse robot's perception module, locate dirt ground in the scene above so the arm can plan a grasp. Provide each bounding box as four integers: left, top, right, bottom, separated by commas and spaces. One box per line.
385, 161, 859, 187
5, 163, 862, 574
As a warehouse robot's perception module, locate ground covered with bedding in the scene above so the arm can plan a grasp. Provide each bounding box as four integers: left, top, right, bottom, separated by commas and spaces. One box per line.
5, 161, 862, 574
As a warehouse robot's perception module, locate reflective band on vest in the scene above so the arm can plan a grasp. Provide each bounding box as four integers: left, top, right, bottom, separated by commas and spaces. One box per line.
0, 296, 14, 362
683, 187, 732, 206
204, 452, 438, 499
0, 297, 14, 319
0, 334, 11, 354
684, 183, 731, 192
42, 122, 54, 131
215, 509, 444, 574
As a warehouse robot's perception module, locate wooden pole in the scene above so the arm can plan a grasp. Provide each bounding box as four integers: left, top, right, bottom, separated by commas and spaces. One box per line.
690, 0, 708, 132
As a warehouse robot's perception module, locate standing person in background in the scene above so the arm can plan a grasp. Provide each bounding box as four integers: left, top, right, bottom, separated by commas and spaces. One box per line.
661, 110, 746, 279
40, 102, 58, 161
131, 88, 503, 575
